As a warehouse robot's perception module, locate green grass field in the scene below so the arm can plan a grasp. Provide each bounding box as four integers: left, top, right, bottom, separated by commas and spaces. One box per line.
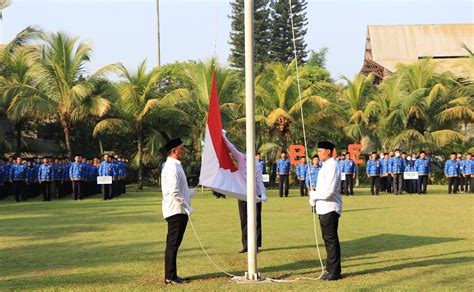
1, 185, 473, 291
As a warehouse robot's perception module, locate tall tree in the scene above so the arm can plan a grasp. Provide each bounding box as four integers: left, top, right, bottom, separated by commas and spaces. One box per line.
228, 0, 272, 70
270, 0, 308, 64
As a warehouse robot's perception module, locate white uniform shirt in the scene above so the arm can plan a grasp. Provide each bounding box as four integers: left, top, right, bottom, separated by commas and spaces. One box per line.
161, 157, 195, 219
313, 157, 343, 215
222, 134, 267, 201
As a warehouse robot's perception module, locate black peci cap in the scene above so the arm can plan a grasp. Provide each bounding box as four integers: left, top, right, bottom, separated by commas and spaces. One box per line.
163, 138, 183, 153
318, 141, 335, 150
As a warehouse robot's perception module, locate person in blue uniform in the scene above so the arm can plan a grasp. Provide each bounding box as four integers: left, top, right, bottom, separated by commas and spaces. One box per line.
464, 153, 473, 193
366, 152, 381, 195
445, 152, 460, 194
111, 156, 121, 198
10, 157, 28, 202
2, 158, 13, 199
305, 155, 321, 192
337, 154, 345, 193
414, 151, 430, 194
69, 155, 85, 200
296, 156, 309, 197
276, 151, 291, 197
80, 157, 89, 198
99, 154, 114, 200
38, 157, 54, 201
390, 149, 405, 195
0, 159, 4, 200
25, 160, 36, 200
256, 152, 267, 174
456, 153, 465, 193
405, 154, 417, 194
52, 158, 63, 199
342, 153, 356, 196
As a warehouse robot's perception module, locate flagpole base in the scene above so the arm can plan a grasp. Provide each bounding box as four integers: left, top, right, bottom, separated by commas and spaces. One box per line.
232, 273, 271, 284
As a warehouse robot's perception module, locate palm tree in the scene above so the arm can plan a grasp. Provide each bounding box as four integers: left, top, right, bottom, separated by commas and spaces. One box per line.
93, 60, 187, 190
254, 60, 331, 149
28, 32, 113, 158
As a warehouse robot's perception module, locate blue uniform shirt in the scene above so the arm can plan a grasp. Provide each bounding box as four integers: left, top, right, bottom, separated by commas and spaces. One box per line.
414, 158, 430, 175
89, 164, 98, 180
444, 159, 460, 177
460, 159, 471, 175
405, 159, 416, 172
62, 163, 71, 180
38, 163, 53, 181
390, 157, 405, 173
98, 161, 114, 176
69, 162, 84, 180
468, 158, 474, 175
342, 159, 356, 174
276, 159, 291, 175
366, 159, 381, 176
257, 160, 266, 174
10, 163, 28, 180
52, 163, 63, 180
296, 163, 308, 180
305, 164, 321, 189
380, 159, 390, 175
26, 166, 35, 183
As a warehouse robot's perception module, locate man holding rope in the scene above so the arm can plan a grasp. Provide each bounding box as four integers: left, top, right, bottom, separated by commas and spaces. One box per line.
309, 141, 343, 281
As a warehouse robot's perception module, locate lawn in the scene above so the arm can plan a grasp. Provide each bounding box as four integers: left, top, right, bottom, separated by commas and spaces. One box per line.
0, 185, 473, 291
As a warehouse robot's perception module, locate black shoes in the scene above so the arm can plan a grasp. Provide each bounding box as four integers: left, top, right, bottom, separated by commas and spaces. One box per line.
239, 248, 247, 253
321, 272, 342, 281
165, 276, 190, 284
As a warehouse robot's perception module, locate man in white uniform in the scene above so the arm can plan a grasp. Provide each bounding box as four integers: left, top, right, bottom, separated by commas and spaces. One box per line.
161, 138, 195, 284
309, 141, 343, 281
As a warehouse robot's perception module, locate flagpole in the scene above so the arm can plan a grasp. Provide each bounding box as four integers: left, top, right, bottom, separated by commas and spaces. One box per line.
244, 0, 258, 281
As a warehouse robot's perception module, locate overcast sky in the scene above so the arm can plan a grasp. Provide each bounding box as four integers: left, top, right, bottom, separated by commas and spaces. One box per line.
5, 0, 473, 81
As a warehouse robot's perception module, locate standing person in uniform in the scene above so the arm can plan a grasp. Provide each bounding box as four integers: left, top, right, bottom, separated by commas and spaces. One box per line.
62, 157, 72, 197
306, 155, 321, 193
161, 138, 195, 285
38, 157, 53, 201
464, 153, 473, 193
98, 154, 114, 200
342, 153, 355, 196
10, 157, 28, 202
414, 151, 430, 194
3, 158, 13, 199
457, 153, 465, 193
276, 151, 291, 197
390, 149, 405, 195
256, 152, 267, 174
366, 152, 381, 195
337, 154, 345, 193
445, 152, 460, 194
25, 160, 36, 200
221, 131, 267, 253
467, 153, 474, 193
309, 141, 343, 281
111, 156, 120, 198
52, 158, 63, 199
296, 157, 308, 197
405, 154, 416, 194
0, 159, 4, 200
70, 155, 84, 200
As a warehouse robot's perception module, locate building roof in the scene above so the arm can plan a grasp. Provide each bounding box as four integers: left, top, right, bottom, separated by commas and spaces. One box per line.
361, 24, 474, 80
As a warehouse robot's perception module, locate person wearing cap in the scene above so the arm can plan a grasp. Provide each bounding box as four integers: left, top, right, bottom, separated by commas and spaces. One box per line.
445, 152, 460, 194
98, 154, 114, 200
309, 141, 343, 281
390, 149, 405, 195
10, 156, 28, 202
161, 138, 195, 284
296, 156, 308, 197
276, 151, 291, 197
38, 157, 54, 201
414, 151, 430, 194
366, 152, 381, 195
222, 130, 267, 254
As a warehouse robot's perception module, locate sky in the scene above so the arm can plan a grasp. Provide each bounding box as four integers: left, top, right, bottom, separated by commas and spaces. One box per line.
4, 0, 473, 81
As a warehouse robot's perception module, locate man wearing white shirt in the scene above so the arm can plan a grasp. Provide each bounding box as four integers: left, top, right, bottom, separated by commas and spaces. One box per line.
222, 131, 267, 253
161, 138, 195, 285
309, 141, 343, 281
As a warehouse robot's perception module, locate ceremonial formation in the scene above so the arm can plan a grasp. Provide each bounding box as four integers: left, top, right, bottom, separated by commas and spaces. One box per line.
0, 155, 128, 202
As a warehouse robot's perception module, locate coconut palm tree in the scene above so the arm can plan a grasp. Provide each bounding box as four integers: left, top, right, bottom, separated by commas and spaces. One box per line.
93, 60, 188, 190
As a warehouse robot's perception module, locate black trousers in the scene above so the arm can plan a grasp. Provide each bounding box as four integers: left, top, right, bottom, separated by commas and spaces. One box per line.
72, 180, 81, 200
319, 211, 341, 275
447, 177, 458, 194
103, 184, 112, 200
238, 200, 262, 249
41, 181, 52, 201
52, 181, 62, 199
165, 214, 188, 280
417, 175, 428, 194
386, 174, 392, 193
343, 174, 354, 196
122, 179, 126, 194
393, 174, 403, 194
12, 180, 25, 202
369, 176, 380, 195
470, 176, 474, 193
299, 180, 308, 196
459, 176, 466, 192
278, 174, 289, 197
463, 175, 471, 193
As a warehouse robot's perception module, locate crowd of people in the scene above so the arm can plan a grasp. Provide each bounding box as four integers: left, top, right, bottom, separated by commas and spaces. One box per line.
0, 154, 128, 202
262, 149, 474, 197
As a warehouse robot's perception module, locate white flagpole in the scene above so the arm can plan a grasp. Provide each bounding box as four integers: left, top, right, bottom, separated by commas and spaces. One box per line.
156, 0, 161, 68
244, 0, 258, 281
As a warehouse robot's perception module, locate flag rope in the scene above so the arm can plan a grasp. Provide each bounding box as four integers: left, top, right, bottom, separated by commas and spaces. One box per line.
289, 0, 325, 279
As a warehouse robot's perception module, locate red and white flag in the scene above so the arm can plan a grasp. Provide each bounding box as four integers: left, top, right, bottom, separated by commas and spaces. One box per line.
199, 70, 247, 200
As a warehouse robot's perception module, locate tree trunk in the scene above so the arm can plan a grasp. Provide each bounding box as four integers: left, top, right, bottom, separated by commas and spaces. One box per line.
61, 119, 73, 159
137, 132, 144, 190
14, 123, 22, 156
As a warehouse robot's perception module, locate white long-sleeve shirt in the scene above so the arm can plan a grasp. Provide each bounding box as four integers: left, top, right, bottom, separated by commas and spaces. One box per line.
222, 133, 267, 200
312, 157, 342, 215
161, 157, 195, 219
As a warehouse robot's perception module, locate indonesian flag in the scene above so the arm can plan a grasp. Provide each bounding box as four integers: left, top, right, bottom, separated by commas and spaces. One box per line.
199, 70, 247, 200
